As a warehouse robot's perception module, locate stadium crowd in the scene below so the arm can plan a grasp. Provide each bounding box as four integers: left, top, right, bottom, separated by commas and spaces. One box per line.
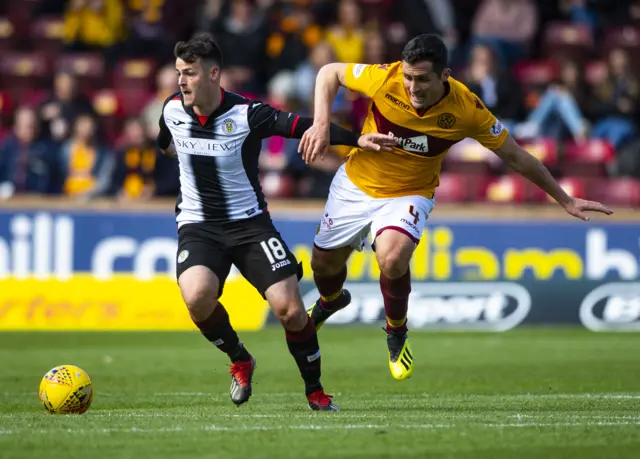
1, 0, 640, 204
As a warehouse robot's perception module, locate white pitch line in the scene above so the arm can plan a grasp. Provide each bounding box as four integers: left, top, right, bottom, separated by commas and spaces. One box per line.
1, 420, 639, 436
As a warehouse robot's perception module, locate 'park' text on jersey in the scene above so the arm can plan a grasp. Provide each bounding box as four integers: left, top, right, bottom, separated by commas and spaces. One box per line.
343, 62, 509, 199
158, 90, 299, 225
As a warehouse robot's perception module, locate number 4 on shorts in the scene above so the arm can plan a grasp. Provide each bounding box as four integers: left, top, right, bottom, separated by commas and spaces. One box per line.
409, 205, 420, 225
260, 237, 287, 264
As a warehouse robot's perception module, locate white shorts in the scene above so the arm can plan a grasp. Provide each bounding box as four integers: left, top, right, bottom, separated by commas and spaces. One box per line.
314, 165, 435, 251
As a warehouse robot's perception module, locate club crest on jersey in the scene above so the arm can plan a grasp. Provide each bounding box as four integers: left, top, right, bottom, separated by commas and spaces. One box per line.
178, 250, 189, 263
437, 113, 456, 129
222, 118, 237, 134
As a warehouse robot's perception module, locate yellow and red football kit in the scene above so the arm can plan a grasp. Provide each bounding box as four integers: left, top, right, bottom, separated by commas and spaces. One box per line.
313, 61, 509, 251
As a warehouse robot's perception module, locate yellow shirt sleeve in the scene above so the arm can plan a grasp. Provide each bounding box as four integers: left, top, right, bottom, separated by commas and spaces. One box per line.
343, 63, 390, 98
468, 94, 509, 150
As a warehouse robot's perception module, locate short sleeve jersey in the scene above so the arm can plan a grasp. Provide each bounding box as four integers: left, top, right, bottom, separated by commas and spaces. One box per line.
342, 61, 509, 199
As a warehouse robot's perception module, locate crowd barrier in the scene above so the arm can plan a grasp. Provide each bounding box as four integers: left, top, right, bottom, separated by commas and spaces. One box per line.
0, 199, 638, 332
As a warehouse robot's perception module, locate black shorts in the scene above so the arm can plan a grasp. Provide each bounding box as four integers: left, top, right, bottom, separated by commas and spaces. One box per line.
176, 213, 301, 298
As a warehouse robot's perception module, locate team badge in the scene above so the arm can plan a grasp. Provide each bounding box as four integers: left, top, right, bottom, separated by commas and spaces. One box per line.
223, 118, 236, 134
178, 250, 189, 263
437, 113, 456, 129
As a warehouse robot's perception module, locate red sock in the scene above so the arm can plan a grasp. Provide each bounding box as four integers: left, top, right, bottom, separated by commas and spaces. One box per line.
313, 266, 347, 311
380, 269, 411, 334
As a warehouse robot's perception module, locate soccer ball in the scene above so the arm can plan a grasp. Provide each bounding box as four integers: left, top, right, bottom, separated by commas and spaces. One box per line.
39, 365, 94, 414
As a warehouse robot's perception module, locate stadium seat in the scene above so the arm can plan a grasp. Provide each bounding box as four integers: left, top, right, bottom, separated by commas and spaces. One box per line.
0, 17, 17, 51
0, 53, 50, 100
30, 16, 64, 57
443, 138, 499, 174
585, 61, 607, 86
56, 54, 106, 92
564, 140, 615, 177
260, 171, 295, 198
112, 59, 157, 91
604, 26, 640, 51
520, 138, 558, 166
543, 22, 593, 61
436, 172, 489, 203
591, 178, 640, 206
513, 60, 558, 87
533, 176, 587, 203
117, 89, 154, 117
484, 175, 528, 203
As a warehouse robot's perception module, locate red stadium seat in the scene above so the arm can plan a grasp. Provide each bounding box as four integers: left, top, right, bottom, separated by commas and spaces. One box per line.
533, 176, 587, 203
117, 89, 154, 117
443, 138, 499, 174
513, 60, 558, 87
585, 61, 607, 86
0, 17, 18, 51
56, 54, 106, 92
564, 140, 615, 177
592, 178, 640, 206
543, 22, 593, 61
30, 16, 64, 57
112, 59, 157, 91
484, 175, 528, 203
435, 173, 489, 203
604, 26, 640, 51
0, 53, 50, 100
520, 138, 558, 166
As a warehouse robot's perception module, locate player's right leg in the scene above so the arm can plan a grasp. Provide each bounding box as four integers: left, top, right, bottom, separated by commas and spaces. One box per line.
307, 165, 373, 329
176, 224, 255, 406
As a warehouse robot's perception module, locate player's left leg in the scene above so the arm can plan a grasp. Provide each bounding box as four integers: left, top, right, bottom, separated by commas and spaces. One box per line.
371, 195, 435, 381
232, 214, 338, 411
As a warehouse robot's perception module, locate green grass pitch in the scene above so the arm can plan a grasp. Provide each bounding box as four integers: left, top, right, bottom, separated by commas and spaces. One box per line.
0, 327, 639, 458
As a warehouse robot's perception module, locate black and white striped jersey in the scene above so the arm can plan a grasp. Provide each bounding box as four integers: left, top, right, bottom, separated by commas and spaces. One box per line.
157, 89, 315, 226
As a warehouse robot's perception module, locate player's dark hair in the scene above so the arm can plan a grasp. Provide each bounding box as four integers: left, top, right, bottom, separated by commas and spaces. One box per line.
174, 33, 223, 68
401, 34, 448, 74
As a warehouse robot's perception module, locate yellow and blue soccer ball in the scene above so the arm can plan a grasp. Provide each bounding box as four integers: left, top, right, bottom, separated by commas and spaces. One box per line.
39, 365, 94, 414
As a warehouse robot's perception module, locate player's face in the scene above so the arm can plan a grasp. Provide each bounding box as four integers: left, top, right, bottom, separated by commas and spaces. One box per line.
402, 60, 450, 110
176, 58, 218, 107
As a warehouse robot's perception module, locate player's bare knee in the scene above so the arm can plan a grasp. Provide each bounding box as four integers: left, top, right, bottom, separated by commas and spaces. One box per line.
311, 246, 347, 276
377, 249, 410, 279
178, 267, 220, 322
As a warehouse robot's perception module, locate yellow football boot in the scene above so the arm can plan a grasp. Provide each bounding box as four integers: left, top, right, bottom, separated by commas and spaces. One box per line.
387, 332, 413, 380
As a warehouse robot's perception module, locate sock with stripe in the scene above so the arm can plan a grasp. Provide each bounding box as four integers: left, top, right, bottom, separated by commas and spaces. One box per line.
313, 266, 347, 311
194, 302, 251, 363
285, 316, 323, 395
380, 269, 411, 335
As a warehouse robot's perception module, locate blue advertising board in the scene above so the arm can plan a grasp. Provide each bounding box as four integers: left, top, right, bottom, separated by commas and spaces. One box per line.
0, 208, 638, 331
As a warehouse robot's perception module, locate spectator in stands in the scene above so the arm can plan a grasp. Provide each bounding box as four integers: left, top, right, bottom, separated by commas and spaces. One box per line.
325, 0, 365, 63
265, 4, 322, 79
471, 0, 538, 64
462, 43, 523, 134
0, 107, 59, 199
141, 64, 179, 140
110, 117, 158, 201
39, 71, 95, 143
60, 114, 114, 199
206, 0, 269, 93
590, 47, 639, 149
516, 59, 590, 141
63, 0, 125, 52
396, 0, 458, 58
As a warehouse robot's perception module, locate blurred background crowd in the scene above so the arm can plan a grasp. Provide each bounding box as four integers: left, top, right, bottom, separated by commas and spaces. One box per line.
1, 0, 640, 205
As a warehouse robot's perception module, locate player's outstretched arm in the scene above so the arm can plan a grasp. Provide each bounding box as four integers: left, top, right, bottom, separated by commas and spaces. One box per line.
300, 63, 350, 164
493, 135, 614, 221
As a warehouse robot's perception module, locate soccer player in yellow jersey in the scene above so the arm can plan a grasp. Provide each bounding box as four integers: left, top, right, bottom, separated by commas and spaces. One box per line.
298, 34, 613, 381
